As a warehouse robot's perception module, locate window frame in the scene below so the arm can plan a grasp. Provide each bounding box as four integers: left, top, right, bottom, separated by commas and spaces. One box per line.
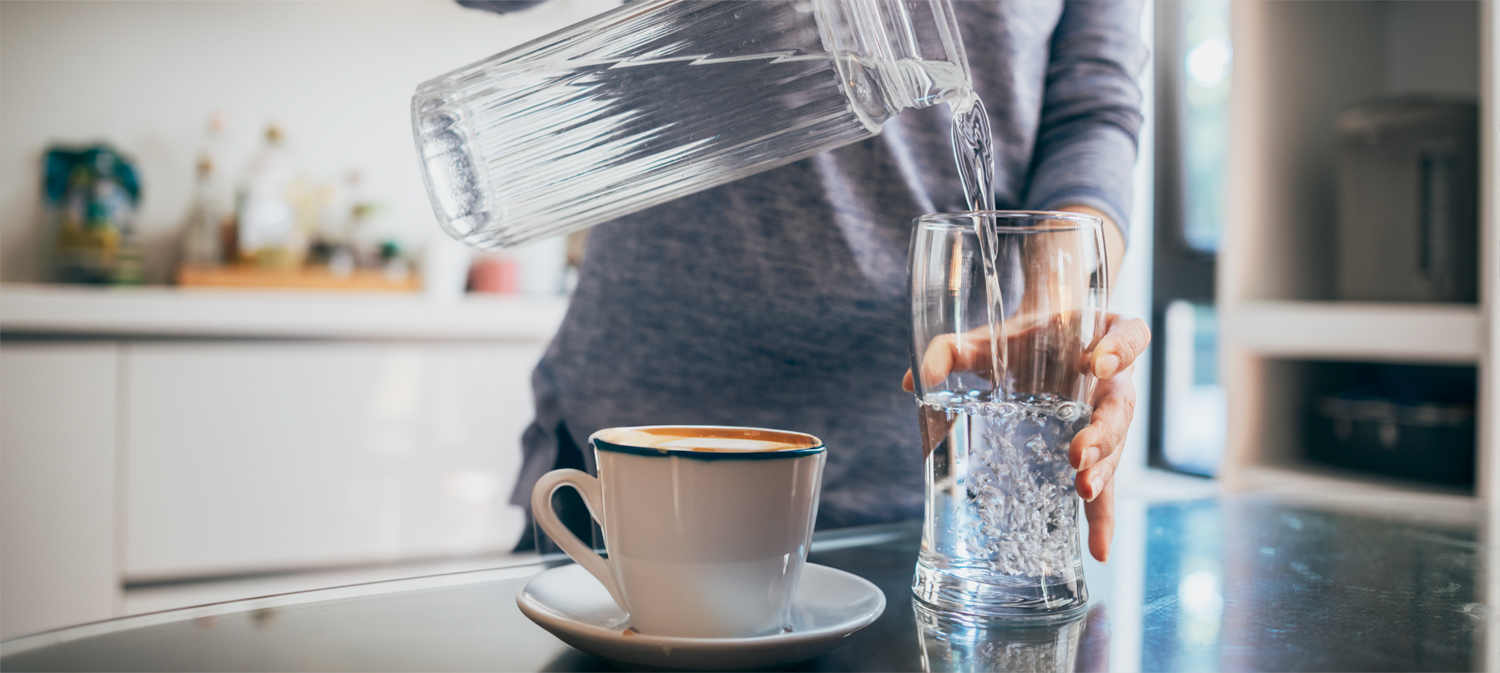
1148, 1, 1221, 475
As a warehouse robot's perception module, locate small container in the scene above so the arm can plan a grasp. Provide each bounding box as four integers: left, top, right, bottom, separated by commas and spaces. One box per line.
469, 254, 520, 294
46, 144, 143, 285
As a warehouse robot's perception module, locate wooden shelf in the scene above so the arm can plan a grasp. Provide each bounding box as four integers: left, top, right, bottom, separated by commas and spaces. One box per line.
0, 283, 569, 342
175, 265, 421, 293
1227, 301, 1482, 363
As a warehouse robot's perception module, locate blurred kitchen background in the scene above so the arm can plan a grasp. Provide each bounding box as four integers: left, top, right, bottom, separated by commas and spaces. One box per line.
2, 0, 1496, 655
1, 0, 611, 291
0, 0, 611, 640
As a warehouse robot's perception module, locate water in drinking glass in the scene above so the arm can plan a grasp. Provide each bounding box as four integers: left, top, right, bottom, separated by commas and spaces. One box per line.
916, 393, 1090, 614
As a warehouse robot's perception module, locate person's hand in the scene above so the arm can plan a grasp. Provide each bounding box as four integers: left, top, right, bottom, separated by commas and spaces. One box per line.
1068, 312, 1150, 562
901, 312, 1151, 562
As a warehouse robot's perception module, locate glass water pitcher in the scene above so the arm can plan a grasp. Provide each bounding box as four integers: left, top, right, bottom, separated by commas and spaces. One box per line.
412, 0, 970, 249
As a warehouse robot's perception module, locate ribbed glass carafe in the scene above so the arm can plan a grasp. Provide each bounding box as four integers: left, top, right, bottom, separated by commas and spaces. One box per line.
412, 0, 969, 249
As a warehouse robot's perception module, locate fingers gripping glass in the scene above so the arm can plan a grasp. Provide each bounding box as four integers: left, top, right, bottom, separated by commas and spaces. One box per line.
908, 211, 1108, 621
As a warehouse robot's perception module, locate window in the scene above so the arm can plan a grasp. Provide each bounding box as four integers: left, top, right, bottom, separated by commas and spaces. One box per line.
1161, 300, 1225, 475
1182, 1, 1232, 252
1150, 1, 1229, 476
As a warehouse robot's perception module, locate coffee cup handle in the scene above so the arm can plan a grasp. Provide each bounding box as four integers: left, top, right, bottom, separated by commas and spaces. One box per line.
530, 469, 628, 611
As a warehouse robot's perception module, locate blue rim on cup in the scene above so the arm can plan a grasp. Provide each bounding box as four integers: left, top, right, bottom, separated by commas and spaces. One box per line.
589, 426, 825, 461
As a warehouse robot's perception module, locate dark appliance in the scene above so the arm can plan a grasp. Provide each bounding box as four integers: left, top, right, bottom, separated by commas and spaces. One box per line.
1306, 363, 1476, 488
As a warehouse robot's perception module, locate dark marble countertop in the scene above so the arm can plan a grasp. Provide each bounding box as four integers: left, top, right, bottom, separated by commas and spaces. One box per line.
4, 491, 1493, 672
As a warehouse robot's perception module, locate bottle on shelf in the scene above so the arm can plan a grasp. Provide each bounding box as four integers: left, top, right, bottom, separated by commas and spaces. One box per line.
180, 112, 232, 269
307, 170, 365, 278
236, 124, 310, 268
180, 154, 224, 267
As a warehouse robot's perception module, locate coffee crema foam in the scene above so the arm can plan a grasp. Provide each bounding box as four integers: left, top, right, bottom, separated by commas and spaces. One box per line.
596, 426, 820, 453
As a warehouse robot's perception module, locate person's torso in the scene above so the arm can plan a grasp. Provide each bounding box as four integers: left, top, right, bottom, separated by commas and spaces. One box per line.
535, 1, 1065, 526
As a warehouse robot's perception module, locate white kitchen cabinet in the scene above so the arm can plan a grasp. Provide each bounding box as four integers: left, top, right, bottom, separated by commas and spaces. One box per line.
122, 341, 543, 581
0, 344, 121, 638
0, 286, 565, 629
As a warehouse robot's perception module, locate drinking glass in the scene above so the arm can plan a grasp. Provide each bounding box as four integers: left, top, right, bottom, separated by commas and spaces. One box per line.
908, 211, 1108, 621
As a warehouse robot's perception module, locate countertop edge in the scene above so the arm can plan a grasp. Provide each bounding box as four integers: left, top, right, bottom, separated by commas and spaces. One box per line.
0, 283, 570, 341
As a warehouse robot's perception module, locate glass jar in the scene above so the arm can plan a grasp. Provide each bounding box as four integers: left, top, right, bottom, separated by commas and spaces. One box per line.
412, 0, 970, 249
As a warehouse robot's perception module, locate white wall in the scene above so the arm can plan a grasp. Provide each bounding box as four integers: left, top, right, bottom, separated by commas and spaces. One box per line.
0, 0, 615, 284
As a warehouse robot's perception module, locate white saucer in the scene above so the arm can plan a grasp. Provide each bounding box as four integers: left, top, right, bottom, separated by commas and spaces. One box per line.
516, 562, 886, 671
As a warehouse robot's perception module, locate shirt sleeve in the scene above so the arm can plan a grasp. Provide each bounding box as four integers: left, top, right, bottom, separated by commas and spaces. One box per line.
1022, 1, 1149, 239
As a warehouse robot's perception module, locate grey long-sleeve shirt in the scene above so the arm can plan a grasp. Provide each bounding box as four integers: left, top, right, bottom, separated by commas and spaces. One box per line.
509, 1, 1147, 528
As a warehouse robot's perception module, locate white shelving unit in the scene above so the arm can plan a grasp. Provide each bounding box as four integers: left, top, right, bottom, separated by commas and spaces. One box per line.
1221, 1, 1500, 499
1229, 301, 1483, 364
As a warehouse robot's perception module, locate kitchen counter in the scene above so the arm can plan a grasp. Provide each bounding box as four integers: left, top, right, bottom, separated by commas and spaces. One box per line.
3, 491, 1493, 672
0, 283, 569, 341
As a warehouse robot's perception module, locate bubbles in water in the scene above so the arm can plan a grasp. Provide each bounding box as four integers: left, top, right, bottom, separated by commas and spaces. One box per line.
921, 393, 1088, 579
418, 109, 488, 234
1055, 401, 1085, 422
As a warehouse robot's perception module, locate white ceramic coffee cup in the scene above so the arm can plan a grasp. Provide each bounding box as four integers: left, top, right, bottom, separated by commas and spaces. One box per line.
530, 425, 826, 638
